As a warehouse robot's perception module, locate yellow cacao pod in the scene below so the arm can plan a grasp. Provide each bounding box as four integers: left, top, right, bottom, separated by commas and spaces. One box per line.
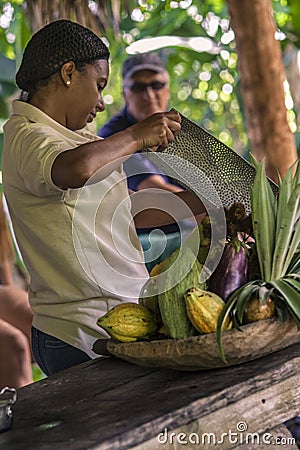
184, 287, 231, 334
244, 296, 276, 323
108, 330, 138, 343
97, 302, 157, 342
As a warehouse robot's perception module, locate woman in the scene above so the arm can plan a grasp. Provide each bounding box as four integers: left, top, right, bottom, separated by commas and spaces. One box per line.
2, 20, 205, 376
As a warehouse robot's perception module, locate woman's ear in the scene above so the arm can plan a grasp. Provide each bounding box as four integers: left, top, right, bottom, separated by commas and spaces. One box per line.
60, 61, 76, 87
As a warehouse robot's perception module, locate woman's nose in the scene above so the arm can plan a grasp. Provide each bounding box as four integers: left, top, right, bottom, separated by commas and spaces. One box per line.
96, 99, 105, 113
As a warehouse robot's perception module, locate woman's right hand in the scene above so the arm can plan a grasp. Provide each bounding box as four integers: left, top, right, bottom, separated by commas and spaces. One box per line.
127, 109, 181, 150
52, 111, 181, 189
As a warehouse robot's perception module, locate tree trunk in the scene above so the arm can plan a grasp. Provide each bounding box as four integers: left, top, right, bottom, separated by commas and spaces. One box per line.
226, 0, 298, 182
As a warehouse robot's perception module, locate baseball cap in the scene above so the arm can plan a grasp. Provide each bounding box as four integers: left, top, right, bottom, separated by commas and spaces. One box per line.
122, 53, 167, 81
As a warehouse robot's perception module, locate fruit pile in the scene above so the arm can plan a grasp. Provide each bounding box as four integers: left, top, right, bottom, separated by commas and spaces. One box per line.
97, 246, 232, 344
97, 158, 300, 362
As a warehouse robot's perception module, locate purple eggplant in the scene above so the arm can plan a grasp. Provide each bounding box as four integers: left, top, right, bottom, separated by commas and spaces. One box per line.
208, 239, 249, 301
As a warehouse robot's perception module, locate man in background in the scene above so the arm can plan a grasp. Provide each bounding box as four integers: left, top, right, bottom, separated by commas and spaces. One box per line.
99, 52, 181, 192
99, 53, 196, 270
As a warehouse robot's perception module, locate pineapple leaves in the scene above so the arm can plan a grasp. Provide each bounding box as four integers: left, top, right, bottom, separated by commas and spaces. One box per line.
216, 290, 239, 364
272, 183, 300, 279
271, 279, 300, 328
287, 248, 300, 273
235, 282, 259, 324
251, 159, 276, 281
250, 157, 300, 281
275, 162, 295, 229
216, 157, 300, 364
249, 152, 259, 170
216, 280, 261, 363
282, 276, 300, 294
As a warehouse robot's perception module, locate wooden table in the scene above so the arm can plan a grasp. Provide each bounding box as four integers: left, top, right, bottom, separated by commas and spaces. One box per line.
1, 343, 300, 450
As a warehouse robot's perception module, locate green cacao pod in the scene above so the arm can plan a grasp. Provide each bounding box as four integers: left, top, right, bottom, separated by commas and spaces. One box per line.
158, 247, 206, 339
138, 277, 162, 324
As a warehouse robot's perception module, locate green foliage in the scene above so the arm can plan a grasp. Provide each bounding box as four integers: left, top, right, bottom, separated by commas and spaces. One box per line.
96, 0, 249, 154
0, 53, 17, 117
0, 1, 31, 123
286, 0, 300, 46
1, 0, 300, 158
0, 1, 31, 60
95, 0, 300, 156
32, 363, 47, 382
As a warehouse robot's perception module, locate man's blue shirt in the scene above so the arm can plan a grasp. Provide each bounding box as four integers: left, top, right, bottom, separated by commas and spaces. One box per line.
98, 106, 171, 191
98, 107, 188, 234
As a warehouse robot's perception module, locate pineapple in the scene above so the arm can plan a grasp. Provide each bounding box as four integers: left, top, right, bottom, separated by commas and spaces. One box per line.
217, 156, 300, 363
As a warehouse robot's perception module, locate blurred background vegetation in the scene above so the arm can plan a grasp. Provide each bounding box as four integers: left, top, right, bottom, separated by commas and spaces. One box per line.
1, 0, 300, 162
1, 0, 300, 383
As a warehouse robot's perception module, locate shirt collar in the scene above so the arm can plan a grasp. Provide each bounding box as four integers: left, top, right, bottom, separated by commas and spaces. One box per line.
11, 100, 90, 144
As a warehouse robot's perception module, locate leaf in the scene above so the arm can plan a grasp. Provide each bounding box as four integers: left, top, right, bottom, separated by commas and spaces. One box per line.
216, 280, 258, 363
251, 160, 276, 281
272, 279, 300, 323
292, 160, 300, 187
287, 248, 300, 273
272, 184, 300, 279
275, 162, 295, 234
283, 214, 300, 275
249, 152, 259, 170
216, 291, 240, 364
258, 284, 274, 301
283, 276, 300, 293
273, 292, 291, 323
235, 281, 260, 323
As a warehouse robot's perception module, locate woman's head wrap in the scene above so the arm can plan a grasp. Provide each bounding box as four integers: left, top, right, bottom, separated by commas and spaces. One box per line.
16, 19, 110, 92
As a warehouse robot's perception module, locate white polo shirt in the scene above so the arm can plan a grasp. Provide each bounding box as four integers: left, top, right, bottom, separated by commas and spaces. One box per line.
2, 100, 149, 357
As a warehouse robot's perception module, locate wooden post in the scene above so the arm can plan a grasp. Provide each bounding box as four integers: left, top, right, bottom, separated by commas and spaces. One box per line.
226, 0, 298, 182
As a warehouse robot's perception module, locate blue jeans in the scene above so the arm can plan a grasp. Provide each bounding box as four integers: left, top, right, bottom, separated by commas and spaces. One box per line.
32, 327, 91, 376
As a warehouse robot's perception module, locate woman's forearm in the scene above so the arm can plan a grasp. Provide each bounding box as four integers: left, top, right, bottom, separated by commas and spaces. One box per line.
51, 111, 181, 189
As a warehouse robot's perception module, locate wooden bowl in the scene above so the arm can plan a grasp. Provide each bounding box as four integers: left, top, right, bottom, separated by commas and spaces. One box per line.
93, 318, 300, 371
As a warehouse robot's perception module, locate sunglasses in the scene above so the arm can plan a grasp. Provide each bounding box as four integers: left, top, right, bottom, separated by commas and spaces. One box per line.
128, 81, 167, 93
